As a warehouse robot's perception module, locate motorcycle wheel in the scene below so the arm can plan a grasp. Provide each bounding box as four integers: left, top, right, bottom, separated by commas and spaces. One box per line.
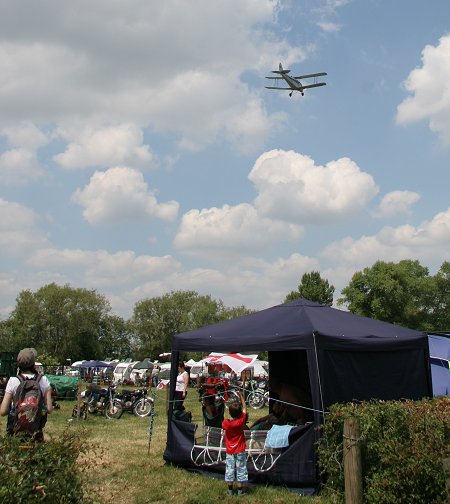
248, 392, 265, 410
133, 398, 152, 417
264, 391, 269, 406
105, 400, 123, 419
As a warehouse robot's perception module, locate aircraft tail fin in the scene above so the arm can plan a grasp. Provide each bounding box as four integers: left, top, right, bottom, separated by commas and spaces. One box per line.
272, 62, 290, 75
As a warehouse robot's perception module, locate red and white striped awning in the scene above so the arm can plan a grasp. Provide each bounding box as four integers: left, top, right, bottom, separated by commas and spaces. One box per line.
201, 352, 258, 374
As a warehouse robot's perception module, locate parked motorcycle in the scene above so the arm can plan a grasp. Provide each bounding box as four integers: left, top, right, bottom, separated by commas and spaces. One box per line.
113, 387, 154, 417
244, 379, 266, 410
82, 382, 123, 419
257, 378, 270, 407
256, 378, 269, 405
215, 382, 240, 408
198, 379, 240, 409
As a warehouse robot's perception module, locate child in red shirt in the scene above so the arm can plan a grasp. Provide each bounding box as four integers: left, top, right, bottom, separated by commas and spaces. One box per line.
222, 390, 248, 496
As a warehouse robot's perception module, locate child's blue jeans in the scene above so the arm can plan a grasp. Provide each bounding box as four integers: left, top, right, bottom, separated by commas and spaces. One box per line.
225, 452, 248, 482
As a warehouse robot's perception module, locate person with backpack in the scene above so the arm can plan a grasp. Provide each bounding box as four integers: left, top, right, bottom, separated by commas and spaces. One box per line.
0, 348, 53, 441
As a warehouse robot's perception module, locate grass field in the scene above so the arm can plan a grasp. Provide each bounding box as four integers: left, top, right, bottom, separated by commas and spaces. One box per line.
0, 386, 329, 504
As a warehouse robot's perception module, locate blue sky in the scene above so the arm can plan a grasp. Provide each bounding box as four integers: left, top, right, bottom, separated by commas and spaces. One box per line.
1, 0, 449, 319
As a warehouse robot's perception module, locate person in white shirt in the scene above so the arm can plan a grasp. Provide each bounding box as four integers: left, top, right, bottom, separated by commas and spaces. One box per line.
0, 348, 53, 440
174, 361, 189, 411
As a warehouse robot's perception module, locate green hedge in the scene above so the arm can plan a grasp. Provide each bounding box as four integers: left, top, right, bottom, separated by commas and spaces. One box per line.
318, 397, 450, 504
0, 429, 91, 503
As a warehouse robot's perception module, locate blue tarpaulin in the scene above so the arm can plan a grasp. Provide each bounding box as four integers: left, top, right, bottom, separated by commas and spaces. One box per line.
428, 333, 450, 396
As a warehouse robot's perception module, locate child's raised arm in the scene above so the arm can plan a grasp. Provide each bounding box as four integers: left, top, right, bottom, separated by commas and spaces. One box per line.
238, 390, 247, 415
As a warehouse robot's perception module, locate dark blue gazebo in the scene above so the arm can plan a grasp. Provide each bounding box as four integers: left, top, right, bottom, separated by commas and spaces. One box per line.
164, 298, 432, 487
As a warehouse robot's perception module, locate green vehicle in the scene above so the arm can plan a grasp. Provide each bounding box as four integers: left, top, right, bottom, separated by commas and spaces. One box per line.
46, 374, 80, 399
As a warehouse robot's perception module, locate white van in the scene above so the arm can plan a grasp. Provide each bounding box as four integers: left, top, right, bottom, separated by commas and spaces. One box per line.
113, 361, 139, 383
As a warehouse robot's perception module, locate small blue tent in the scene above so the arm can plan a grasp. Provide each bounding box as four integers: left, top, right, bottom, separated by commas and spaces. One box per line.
77, 360, 115, 368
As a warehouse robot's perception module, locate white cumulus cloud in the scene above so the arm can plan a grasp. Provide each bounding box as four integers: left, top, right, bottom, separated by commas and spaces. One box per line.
174, 203, 303, 258
374, 190, 421, 218
322, 207, 450, 268
397, 34, 450, 146
0, 148, 44, 184
249, 150, 379, 224
0, 198, 48, 255
1, 121, 50, 150
54, 123, 153, 170
125, 251, 320, 313
0, 1, 305, 154
0, 121, 49, 183
0, 198, 37, 230
72, 166, 179, 225
28, 247, 180, 289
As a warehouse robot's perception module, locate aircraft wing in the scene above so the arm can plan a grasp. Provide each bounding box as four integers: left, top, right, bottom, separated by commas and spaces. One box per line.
301, 82, 326, 89
265, 86, 292, 90
292, 72, 327, 79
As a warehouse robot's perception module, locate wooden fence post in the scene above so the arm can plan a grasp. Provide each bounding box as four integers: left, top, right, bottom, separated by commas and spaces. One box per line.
343, 417, 363, 504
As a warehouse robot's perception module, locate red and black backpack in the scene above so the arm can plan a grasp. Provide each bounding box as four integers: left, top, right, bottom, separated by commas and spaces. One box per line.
12, 374, 44, 436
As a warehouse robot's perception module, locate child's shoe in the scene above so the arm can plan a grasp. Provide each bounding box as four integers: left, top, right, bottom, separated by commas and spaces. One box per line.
237, 489, 244, 496
227, 489, 233, 496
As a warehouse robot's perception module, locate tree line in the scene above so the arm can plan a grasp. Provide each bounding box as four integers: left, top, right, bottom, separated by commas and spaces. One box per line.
0, 259, 448, 363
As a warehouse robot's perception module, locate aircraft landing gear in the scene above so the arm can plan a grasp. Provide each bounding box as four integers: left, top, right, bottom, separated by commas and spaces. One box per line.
289, 91, 293, 97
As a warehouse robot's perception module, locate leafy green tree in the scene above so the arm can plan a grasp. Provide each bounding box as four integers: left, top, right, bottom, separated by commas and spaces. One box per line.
220, 305, 254, 320
3, 283, 126, 362
131, 291, 247, 359
0, 319, 16, 353
98, 315, 133, 359
428, 261, 450, 331
3, 289, 44, 352
38, 352, 60, 367
284, 271, 335, 306
37, 351, 61, 374
338, 259, 444, 330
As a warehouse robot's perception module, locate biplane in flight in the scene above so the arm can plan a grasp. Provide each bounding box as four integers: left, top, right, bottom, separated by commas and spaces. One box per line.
265, 63, 327, 97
